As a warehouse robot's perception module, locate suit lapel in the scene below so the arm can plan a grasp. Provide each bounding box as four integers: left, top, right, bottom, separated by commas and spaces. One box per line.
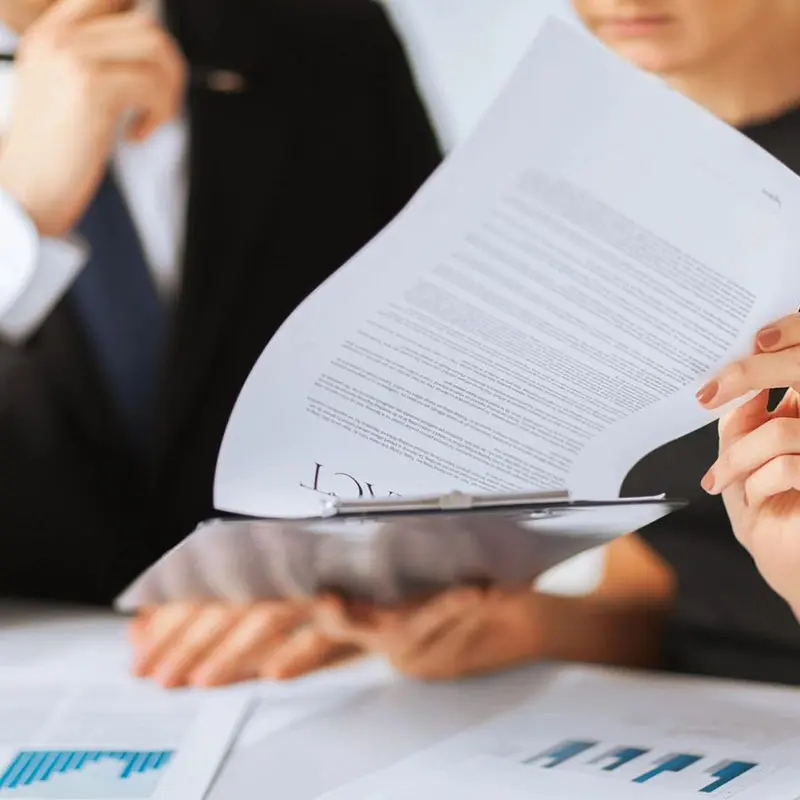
153, 79, 288, 470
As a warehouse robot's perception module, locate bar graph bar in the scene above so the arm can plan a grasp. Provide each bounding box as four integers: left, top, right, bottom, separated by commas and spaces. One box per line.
591, 747, 650, 772
633, 753, 703, 784
523, 740, 598, 768
701, 761, 758, 793
521, 737, 762, 794
0, 750, 174, 798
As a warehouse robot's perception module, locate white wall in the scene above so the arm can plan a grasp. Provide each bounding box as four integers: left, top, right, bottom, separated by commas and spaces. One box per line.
384, 0, 604, 595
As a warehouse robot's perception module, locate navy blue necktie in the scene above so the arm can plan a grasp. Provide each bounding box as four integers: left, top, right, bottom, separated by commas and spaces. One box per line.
69, 171, 167, 448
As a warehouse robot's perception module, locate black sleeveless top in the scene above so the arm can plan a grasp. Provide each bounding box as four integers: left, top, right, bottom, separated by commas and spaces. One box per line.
624, 104, 800, 685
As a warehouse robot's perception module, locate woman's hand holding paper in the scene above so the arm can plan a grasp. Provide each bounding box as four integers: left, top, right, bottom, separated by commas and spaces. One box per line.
313, 587, 544, 681
128, 315, 800, 688
698, 314, 800, 617
128, 537, 673, 686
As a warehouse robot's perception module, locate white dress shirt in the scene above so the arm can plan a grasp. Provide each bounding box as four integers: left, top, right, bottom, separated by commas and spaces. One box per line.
0, 18, 188, 342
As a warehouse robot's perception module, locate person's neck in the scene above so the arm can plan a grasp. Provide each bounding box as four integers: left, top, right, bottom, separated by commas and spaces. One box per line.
665, 18, 800, 128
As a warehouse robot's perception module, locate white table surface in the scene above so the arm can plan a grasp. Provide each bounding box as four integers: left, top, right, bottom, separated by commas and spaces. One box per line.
0, 601, 554, 800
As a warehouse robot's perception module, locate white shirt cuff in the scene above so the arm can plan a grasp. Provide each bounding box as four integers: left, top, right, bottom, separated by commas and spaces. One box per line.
0, 187, 87, 342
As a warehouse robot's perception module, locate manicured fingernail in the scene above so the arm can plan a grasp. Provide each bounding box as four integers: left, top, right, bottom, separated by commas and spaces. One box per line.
701, 470, 715, 494
757, 326, 781, 350
696, 381, 719, 405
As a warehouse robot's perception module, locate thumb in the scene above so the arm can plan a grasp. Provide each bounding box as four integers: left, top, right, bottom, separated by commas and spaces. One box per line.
718, 390, 770, 452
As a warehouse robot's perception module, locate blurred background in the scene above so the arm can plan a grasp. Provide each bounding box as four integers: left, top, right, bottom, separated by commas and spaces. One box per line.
383, 0, 576, 150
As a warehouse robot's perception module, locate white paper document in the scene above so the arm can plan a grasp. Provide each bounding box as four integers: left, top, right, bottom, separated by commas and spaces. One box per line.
0, 680, 250, 800
319, 666, 800, 799
231, 658, 394, 752
119, 16, 800, 608
213, 17, 800, 519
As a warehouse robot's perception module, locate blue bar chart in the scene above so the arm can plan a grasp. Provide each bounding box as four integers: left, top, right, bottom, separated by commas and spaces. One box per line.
0, 750, 174, 798
523, 739, 759, 794
591, 746, 651, 771
523, 740, 597, 768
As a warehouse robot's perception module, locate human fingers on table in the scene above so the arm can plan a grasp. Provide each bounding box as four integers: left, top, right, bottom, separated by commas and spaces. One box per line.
387, 613, 502, 681
391, 588, 545, 681
186, 602, 311, 687
703, 416, 800, 496
258, 626, 360, 682
137, 604, 247, 687
311, 596, 389, 648
130, 603, 200, 676
697, 317, 800, 410
393, 587, 486, 657
314, 587, 485, 659
127, 608, 157, 645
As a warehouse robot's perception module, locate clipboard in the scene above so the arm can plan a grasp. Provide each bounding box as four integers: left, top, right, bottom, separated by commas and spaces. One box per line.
115, 491, 686, 611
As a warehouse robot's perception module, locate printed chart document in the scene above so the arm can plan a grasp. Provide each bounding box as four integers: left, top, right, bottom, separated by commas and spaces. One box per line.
119, 17, 800, 607
0, 680, 250, 800
318, 666, 800, 799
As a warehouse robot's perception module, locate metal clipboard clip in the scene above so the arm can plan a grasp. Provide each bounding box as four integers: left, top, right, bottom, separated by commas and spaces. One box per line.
324, 489, 573, 519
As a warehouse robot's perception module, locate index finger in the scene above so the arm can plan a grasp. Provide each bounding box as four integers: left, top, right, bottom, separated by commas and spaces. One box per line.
40, 0, 131, 28
697, 349, 800, 410
753, 313, 800, 354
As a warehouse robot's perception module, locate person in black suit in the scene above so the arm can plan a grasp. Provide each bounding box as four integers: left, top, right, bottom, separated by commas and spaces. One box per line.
0, 0, 440, 623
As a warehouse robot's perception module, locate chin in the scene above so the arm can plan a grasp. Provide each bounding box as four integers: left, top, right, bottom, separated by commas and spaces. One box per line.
604, 40, 689, 75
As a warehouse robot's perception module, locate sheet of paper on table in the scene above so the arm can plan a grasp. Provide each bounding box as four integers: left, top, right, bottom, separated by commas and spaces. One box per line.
317, 665, 800, 799
0, 676, 251, 800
